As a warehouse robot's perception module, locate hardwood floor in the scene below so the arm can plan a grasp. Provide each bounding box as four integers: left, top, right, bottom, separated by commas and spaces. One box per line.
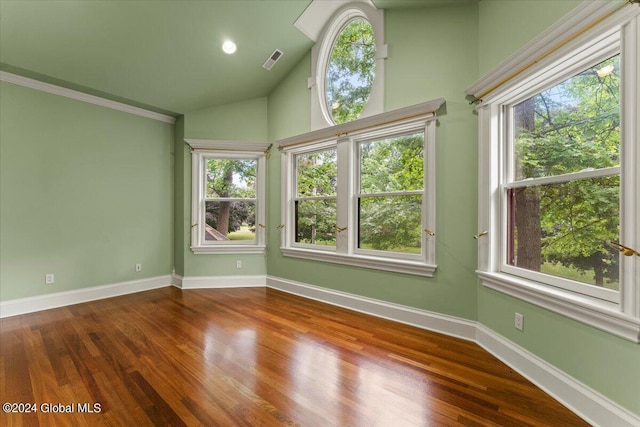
1, 287, 588, 426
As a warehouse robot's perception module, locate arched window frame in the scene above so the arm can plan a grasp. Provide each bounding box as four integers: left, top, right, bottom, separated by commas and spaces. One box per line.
309, 2, 386, 130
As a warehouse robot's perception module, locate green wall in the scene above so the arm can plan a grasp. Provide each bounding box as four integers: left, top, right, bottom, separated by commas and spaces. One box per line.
478, 0, 581, 75
175, 97, 269, 277
0, 81, 174, 300
266, 3, 480, 320
476, 0, 639, 415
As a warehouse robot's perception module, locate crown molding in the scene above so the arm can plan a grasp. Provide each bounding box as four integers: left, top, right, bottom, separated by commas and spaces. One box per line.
1, 71, 176, 124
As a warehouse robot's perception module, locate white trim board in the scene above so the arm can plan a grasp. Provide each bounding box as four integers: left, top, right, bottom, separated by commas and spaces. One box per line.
266, 275, 477, 341
174, 274, 267, 290
0, 71, 176, 124
0, 275, 172, 318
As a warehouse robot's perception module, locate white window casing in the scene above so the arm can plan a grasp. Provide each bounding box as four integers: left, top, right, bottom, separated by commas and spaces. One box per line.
308, 1, 386, 130
186, 139, 270, 255
467, 1, 640, 342
279, 98, 444, 277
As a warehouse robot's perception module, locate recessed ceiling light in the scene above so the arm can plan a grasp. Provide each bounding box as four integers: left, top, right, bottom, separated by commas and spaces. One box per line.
222, 40, 237, 55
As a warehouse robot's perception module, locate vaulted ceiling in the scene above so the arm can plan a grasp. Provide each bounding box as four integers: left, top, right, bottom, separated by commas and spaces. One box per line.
0, 0, 475, 116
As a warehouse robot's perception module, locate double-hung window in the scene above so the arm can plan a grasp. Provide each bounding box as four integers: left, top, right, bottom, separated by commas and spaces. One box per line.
187, 140, 269, 254
280, 99, 443, 276
467, 2, 640, 341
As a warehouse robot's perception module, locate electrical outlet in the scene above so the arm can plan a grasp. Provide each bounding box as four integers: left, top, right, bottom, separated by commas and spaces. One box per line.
135, 263, 142, 272
45, 274, 55, 285
236, 260, 242, 269
515, 312, 524, 331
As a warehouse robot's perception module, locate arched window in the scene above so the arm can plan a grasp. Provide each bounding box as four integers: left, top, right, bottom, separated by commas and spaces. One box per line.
324, 17, 376, 124
308, 3, 386, 130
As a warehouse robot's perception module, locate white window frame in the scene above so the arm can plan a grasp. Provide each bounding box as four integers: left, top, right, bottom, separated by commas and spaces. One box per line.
186, 139, 269, 255
308, 1, 387, 131
467, 1, 640, 342
279, 99, 443, 277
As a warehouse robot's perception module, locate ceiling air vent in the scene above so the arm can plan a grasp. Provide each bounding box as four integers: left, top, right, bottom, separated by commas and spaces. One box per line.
263, 49, 283, 71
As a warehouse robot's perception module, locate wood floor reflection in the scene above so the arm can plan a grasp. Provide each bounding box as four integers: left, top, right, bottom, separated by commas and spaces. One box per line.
1, 287, 589, 426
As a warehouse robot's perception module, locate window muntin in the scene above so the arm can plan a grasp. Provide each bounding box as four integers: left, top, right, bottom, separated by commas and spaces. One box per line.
294, 147, 337, 247
357, 132, 425, 256
502, 54, 622, 302
325, 18, 376, 125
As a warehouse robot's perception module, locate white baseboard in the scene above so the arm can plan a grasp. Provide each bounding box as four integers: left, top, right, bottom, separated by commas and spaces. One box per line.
476, 325, 640, 427
174, 274, 266, 289
0, 275, 172, 318
266, 275, 477, 341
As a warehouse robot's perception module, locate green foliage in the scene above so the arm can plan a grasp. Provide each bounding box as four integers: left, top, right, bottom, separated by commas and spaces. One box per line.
358, 133, 424, 252
359, 196, 421, 253
293, 135, 426, 253
205, 159, 256, 234
295, 149, 337, 245
360, 133, 424, 193
206, 159, 256, 198
295, 200, 337, 245
513, 56, 620, 286
326, 18, 376, 124
296, 150, 337, 197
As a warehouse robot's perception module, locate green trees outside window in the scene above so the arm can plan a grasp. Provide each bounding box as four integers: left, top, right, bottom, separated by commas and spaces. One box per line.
205, 159, 257, 241
295, 149, 337, 245
358, 132, 425, 253
509, 55, 621, 289
326, 18, 375, 124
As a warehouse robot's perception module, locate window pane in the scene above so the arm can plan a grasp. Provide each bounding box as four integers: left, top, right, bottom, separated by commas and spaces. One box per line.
513, 55, 620, 180
296, 149, 337, 197
359, 195, 422, 254
360, 132, 424, 194
295, 199, 337, 246
507, 176, 619, 290
205, 201, 255, 242
326, 18, 376, 124
206, 159, 256, 199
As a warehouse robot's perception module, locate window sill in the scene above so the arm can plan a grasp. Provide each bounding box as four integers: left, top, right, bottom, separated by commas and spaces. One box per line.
477, 270, 640, 343
281, 247, 436, 277
191, 245, 265, 255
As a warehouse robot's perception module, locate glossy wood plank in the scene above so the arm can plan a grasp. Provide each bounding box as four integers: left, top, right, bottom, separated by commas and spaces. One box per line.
1, 287, 589, 426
